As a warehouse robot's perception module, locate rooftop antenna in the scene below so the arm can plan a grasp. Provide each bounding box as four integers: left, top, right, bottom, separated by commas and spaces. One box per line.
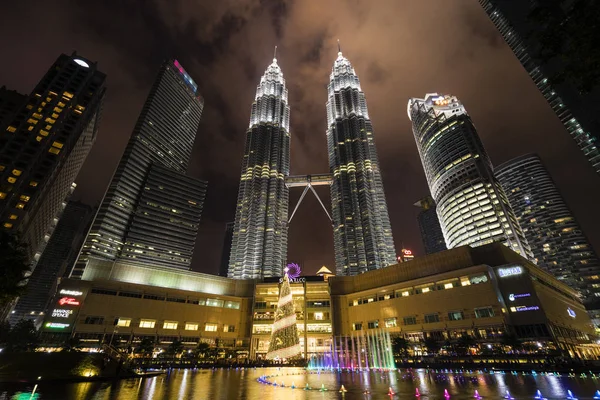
337, 39, 341, 53
274, 45, 277, 60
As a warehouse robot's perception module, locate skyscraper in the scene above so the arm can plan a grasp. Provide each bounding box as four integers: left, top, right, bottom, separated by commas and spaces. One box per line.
408, 93, 531, 258
228, 55, 290, 279
9, 201, 94, 326
414, 195, 447, 254
0, 87, 27, 127
496, 154, 600, 303
0, 53, 105, 262
327, 49, 396, 276
72, 60, 206, 277
479, 0, 600, 175
219, 221, 234, 277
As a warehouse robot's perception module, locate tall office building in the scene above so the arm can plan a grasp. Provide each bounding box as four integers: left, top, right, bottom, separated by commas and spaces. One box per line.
327, 49, 396, 276
72, 60, 206, 277
479, 0, 600, 175
496, 154, 600, 302
228, 56, 290, 279
0, 53, 105, 262
9, 201, 94, 326
219, 222, 234, 277
408, 94, 531, 258
414, 195, 447, 254
0, 87, 27, 126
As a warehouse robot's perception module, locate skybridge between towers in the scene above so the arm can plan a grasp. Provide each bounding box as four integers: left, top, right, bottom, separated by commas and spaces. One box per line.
285, 174, 333, 223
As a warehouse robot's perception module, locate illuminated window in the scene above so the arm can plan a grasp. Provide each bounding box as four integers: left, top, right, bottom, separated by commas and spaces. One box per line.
36, 136, 43, 142
163, 321, 178, 330
58, 102, 66, 107
0, 192, 6, 200
12, 169, 22, 176
6, 126, 16, 133
475, 307, 495, 318
53, 107, 62, 113
51, 113, 59, 119
314, 312, 324, 320
40, 130, 49, 137
45, 118, 55, 124
185, 323, 198, 331
401, 291, 410, 297
448, 311, 464, 321
367, 320, 379, 329
63, 91, 73, 98
9, 214, 17, 220
30, 181, 38, 187
116, 318, 131, 327
27, 118, 38, 125
16, 203, 25, 209
139, 319, 155, 328
26, 104, 33, 110
352, 323, 362, 331
28, 126, 34, 131
3, 223, 13, 228
384, 317, 397, 328
204, 323, 218, 332
7, 177, 16, 184
424, 313, 440, 323
52, 141, 64, 149
444, 283, 454, 289
49, 147, 60, 155
223, 325, 235, 332
0, 166, 4, 172
20, 195, 30, 202
32, 113, 43, 119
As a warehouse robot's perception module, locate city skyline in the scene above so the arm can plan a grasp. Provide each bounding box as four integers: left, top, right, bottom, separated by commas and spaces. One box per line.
1, 1, 599, 276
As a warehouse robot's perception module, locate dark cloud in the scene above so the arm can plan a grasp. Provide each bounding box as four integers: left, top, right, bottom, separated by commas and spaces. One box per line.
1, 0, 598, 276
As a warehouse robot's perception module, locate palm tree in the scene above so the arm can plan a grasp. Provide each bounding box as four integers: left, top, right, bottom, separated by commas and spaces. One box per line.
195, 342, 210, 359
501, 333, 523, 353
166, 340, 184, 357
135, 337, 155, 356
423, 337, 441, 356
0, 232, 30, 311
456, 334, 476, 356
392, 336, 409, 357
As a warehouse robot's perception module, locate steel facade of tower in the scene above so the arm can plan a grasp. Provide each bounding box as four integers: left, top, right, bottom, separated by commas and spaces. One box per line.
479, 0, 600, 175
408, 94, 531, 259
414, 196, 447, 255
228, 57, 290, 279
0, 53, 105, 262
327, 51, 396, 276
496, 154, 600, 303
73, 60, 205, 277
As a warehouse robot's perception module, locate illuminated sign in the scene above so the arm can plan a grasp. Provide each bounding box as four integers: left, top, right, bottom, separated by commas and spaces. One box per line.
60, 289, 83, 296
403, 249, 412, 255
508, 293, 531, 302
173, 60, 198, 92
284, 263, 301, 279
498, 266, 523, 278
58, 297, 80, 306
46, 322, 70, 329
510, 306, 540, 313
567, 308, 577, 318
51, 309, 73, 318
279, 277, 306, 284
73, 59, 89, 68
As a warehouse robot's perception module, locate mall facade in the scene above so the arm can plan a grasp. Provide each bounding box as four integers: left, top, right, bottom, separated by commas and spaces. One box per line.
41, 243, 600, 359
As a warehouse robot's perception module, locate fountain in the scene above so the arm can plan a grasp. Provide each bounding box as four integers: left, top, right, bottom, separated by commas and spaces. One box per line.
307, 328, 395, 370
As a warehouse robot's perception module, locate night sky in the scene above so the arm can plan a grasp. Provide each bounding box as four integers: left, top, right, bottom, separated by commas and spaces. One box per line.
1, 1, 599, 276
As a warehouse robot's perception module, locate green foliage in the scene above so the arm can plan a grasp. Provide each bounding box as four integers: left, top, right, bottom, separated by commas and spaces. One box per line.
166, 340, 184, 356
392, 336, 409, 357
528, 1, 600, 93
62, 337, 82, 352
135, 337, 155, 355
5, 319, 38, 352
501, 332, 523, 351
0, 232, 30, 310
455, 334, 476, 355
423, 336, 441, 355
195, 342, 210, 359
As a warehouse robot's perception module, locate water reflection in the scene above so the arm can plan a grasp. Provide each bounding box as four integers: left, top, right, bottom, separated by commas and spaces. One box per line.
1, 368, 600, 400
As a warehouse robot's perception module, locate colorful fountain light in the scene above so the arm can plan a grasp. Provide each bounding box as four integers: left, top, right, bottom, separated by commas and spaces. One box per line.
567, 390, 578, 400
504, 390, 514, 400
535, 390, 547, 400
474, 390, 482, 399
444, 389, 451, 399
284, 263, 301, 279
593, 390, 600, 399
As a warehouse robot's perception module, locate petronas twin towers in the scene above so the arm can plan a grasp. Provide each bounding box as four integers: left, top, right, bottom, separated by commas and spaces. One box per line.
228, 49, 396, 279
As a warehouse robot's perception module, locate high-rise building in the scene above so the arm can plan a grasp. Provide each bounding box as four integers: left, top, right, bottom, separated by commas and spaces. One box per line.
327, 49, 396, 276
9, 201, 94, 326
408, 93, 531, 258
219, 222, 234, 277
0, 87, 27, 127
228, 56, 290, 279
496, 154, 600, 303
414, 195, 447, 254
72, 59, 206, 277
479, 0, 600, 175
0, 53, 105, 262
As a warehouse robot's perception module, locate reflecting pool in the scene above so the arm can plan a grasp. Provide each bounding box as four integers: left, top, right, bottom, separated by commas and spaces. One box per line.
1, 368, 600, 400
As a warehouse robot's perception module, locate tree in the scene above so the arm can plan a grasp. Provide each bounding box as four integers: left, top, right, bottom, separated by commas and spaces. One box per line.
62, 337, 82, 352
501, 333, 522, 353
392, 336, 409, 357
266, 273, 301, 360
135, 337, 155, 356
423, 336, 441, 356
456, 334, 476, 356
166, 340, 184, 357
195, 342, 210, 359
0, 232, 30, 310
6, 319, 38, 352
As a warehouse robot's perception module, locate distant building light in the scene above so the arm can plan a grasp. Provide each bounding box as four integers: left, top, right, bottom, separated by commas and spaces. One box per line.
498, 266, 523, 278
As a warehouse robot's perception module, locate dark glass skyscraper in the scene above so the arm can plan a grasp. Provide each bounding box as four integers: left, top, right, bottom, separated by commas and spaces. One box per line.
228, 57, 290, 279
479, 0, 600, 175
414, 196, 447, 255
72, 60, 206, 277
496, 154, 600, 303
9, 201, 94, 326
327, 50, 396, 276
408, 94, 531, 259
0, 53, 105, 262
219, 221, 234, 277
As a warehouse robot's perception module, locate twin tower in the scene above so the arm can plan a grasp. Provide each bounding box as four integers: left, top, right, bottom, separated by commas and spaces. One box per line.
227, 50, 396, 279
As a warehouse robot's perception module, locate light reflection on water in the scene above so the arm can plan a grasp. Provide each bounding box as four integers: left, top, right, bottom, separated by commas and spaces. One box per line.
1, 368, 599, 400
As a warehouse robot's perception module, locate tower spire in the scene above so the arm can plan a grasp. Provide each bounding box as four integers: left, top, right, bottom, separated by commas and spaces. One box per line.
337, 39, 341, 53
274, 45, 277, 61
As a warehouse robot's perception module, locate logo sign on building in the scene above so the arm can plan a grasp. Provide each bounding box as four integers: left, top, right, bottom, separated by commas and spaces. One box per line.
508, 293, 531, 302
567, 308, 577, 318
498, 266, 523, 278
51, 309, 74, 318
60, 289, 83, 296
510, 305, 540, 313
45, 322, 70, 329
58, 297, 80, 306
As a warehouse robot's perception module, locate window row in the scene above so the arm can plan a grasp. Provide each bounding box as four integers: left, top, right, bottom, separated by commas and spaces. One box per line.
351, 307, 496, 330
83, 316, 235, 333
349, 273, 489, 307
90, 288, 240, 309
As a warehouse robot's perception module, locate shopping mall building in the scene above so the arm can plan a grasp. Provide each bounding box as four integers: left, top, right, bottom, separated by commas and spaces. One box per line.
41, 243, 600, 359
